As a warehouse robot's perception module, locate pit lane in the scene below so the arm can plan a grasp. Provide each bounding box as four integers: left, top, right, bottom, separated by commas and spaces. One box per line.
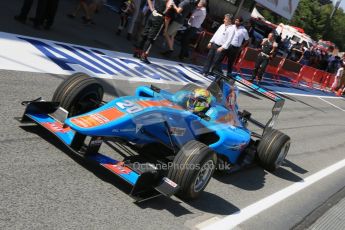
1, 69, 345, 230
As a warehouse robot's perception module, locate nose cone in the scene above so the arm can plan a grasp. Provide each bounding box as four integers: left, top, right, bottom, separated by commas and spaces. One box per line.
66, 107, 125, 129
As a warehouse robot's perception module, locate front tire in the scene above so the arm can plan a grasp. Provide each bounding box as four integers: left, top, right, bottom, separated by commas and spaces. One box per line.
167, 140, 217, 200
52, 73, 104, 117
257, 129, 291, 172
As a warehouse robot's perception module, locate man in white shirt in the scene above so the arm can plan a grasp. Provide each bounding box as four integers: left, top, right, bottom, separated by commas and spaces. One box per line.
178, 0, 206, 60
201, 14, 234, 76
212, 16, 249, 77
331, 61, 344, 91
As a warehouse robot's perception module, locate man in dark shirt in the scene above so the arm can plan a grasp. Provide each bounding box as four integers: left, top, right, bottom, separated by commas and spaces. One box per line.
178, 0, 206, 60
133, 0, 169, 64
287, 42, 303, 62
38, 0, 60, 30
250, 32, 277, 83
298, 47, 311, 66
275, 32, 282, 44
161, 0, 198, 57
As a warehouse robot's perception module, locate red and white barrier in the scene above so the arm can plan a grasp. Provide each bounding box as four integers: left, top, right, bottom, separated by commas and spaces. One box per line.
230, 47, 340, 93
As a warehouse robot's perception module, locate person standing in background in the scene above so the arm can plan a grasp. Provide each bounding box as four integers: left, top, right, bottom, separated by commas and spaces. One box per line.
201, 14, 234, 76
298, 46, 311, 66
32, 0, 46, 29
287, 42, 303, 62
163, 0, 180, 43
211, 16, 248, 77
246, 21, 255, 48
33, 0, 60, 30
133, 0, 169, 64
161, 0, 198, 57
126, 0, 142, 41
178, 0, 206, 61
337, 62, 345, 95
250, 32, 277, 83
43, 0, 60, 30
133, 1, 153, 41
14, 0, 35, 24
331, 61, 344, 92
275, 32, 282, 45
116, 0, 136, 36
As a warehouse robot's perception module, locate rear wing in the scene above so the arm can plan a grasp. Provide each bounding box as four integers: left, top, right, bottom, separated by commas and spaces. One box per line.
210, 72, 285, 132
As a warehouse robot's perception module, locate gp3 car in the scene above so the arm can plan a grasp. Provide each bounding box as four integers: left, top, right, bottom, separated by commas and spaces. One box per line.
19, 72, 291, 202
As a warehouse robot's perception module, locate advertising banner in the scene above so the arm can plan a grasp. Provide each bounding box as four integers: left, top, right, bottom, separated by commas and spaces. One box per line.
255, 0, 300, 20
0, 32, 210, 85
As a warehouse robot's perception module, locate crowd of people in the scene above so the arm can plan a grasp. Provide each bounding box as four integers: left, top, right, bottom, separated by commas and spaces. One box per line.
13, 0, 345, 94
132, 0, 208, 64
277, 38, 345, 94
125, 0, 345, 93
281, 39, 341, 75
128, 0, 252, 77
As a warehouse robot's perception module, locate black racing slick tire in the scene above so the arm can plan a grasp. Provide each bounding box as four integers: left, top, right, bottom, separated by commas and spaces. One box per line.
167, 140, 217, 200
52, 72, 89, 102
257, 129, 291, 172
52, 72, 104, 117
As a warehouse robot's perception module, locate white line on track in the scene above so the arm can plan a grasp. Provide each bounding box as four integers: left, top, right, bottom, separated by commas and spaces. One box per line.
317, 97, 345, 112
200, 158, 345, 230
278, 92, 343, 99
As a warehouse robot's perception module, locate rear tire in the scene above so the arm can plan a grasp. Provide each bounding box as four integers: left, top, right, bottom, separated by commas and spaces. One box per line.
52, 73, 104, 117
257, 129, 290, 172
167, 140, 217, 200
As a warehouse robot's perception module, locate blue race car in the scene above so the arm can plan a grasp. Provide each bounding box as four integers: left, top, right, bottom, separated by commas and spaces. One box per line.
19, 72, 290, 202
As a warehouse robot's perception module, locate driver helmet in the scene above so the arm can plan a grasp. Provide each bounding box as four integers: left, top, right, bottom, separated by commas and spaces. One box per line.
187, 88, 211, 113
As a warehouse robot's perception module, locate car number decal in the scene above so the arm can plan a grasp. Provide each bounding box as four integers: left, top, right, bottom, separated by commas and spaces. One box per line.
116, 100, 143, 113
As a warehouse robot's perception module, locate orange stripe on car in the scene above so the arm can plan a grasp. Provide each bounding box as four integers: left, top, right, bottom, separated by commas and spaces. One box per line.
71, 108, 124, 128
137, 100, 183, 110
98, 107, 125, 120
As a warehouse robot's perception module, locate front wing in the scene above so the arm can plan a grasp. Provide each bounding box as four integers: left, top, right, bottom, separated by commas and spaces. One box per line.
19, 100, 179, 202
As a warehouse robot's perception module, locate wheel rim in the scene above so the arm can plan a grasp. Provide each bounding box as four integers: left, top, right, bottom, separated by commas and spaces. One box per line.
70, 91, 101, 116
275, 141, 290, 167
193, 159, 214, 193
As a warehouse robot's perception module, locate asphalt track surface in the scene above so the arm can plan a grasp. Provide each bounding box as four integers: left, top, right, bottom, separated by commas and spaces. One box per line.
1, 69, 345, 230
1, 0, 345, 229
